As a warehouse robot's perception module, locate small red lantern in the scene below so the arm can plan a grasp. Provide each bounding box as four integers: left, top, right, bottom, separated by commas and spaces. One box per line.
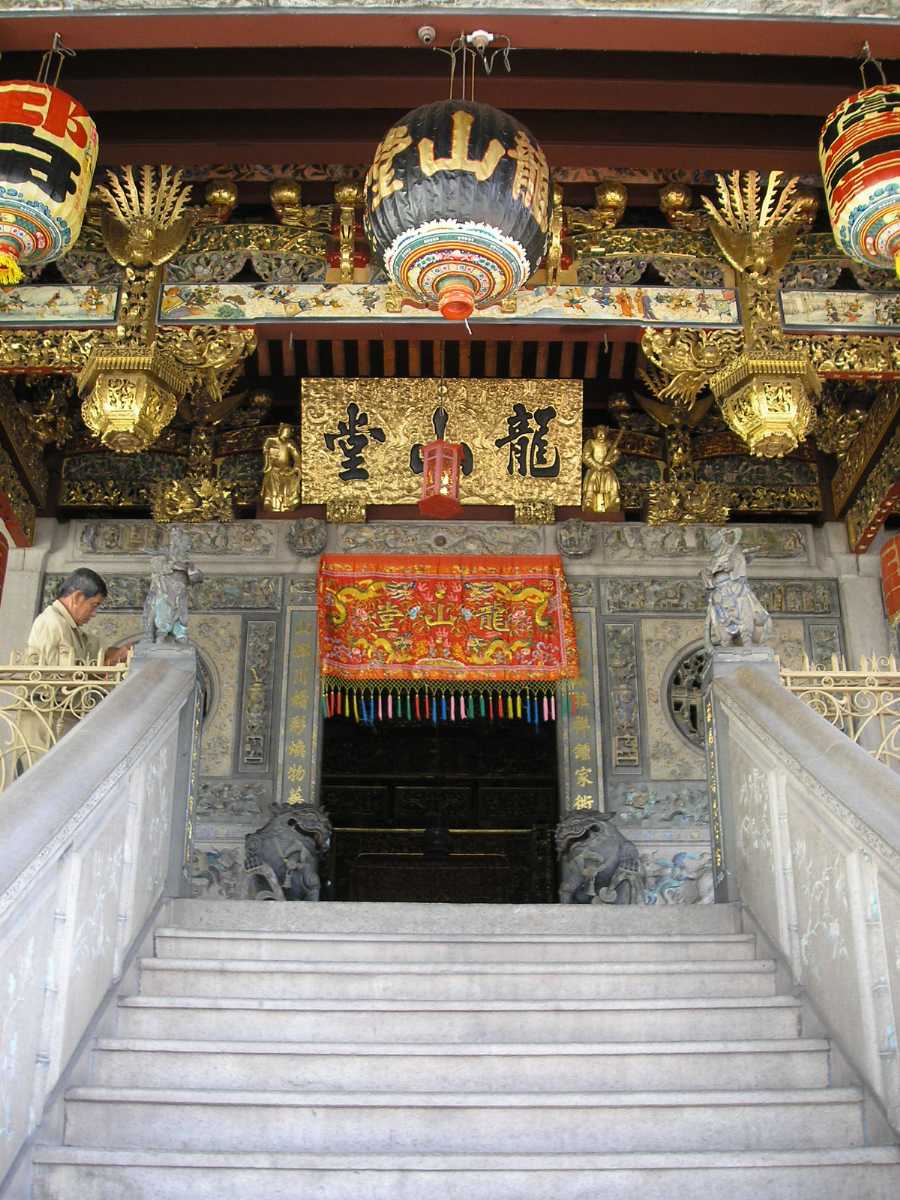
419, 438, 463, 518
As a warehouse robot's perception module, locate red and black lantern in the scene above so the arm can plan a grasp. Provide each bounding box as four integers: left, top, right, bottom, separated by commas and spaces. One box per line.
364, 99, 552, 321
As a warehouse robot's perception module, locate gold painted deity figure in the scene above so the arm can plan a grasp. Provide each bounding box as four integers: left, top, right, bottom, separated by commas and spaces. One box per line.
261, 424, 302, 512
581, 425, 623, 514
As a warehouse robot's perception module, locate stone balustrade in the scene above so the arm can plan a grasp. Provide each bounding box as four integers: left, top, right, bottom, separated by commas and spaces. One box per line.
0, 647, 199, 1192
710, 660, 900, 1135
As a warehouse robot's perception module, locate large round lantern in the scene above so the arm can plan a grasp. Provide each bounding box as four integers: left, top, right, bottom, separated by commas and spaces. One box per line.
0, 81, 98, 284
364, 100, 552, 321
819, 84, 900, 278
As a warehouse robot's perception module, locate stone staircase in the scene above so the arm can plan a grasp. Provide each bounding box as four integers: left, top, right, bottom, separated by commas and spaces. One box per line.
32, 900, 900, 1199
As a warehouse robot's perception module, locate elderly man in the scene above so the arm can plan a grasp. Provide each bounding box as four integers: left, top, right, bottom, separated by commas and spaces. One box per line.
27, 568, 130, 666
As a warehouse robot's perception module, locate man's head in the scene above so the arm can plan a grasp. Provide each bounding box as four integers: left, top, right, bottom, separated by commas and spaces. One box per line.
57, 568, 109, 625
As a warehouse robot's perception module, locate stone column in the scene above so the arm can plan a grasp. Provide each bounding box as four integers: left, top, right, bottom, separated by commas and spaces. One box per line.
0, 528, 50, 663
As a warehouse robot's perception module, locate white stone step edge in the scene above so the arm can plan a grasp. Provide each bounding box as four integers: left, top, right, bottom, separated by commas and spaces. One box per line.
154, 929, 756, 946
65, 1086, 862, 1109
33, 1146, 900, 1171
118, 994, 802, 1013
139, 957, 775, 976
92, 1036, 830, 1058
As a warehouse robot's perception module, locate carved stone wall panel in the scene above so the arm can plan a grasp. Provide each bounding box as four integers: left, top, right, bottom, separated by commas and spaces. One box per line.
640, 842, 714, 905
196, 778, 269, 823
608, 778, 709, 829
288, 576, 317, 606
773, 619, 808, 671
279, 607, 319, 808
808, 622, 844, 668
604, 577, 837, 616
240, 620, 278, 772
42, 572, 282, 612
641, 618, 707, 780
604, 623, 642, 771
190, 842, 246, 900
878, 875, 900, 1072
598, 523, 810, 565
77, 520, 276, 557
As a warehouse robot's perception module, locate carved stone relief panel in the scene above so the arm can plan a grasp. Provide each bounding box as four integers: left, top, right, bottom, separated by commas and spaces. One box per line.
604, 623, 642, 771
190, 842, 246, 900
608, 778, 709, 828
338, 522, 545, 556
239, 620, 278, 772
42, 572, 282, 612
279, 607, 319, 808
640, 618, 707, 780
604, 577, 838, 616
808, 622, 844, 668
77, 520, 277, 557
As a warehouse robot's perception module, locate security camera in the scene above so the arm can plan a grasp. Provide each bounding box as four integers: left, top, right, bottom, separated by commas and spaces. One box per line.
418, 25, 437, 47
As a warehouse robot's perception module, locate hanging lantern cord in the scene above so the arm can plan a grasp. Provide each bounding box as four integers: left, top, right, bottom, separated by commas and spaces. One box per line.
859, 42, 888, 88
37, 32, 76, 88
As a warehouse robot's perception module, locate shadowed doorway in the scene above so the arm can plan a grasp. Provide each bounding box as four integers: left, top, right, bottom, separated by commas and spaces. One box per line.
320, 707, 559, 902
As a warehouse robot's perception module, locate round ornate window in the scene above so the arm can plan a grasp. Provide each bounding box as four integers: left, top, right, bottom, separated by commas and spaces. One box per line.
666, 645, 710, 748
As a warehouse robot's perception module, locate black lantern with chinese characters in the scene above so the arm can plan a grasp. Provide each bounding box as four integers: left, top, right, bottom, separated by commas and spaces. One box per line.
419, 437, 464, 518
364, 99, 552, 321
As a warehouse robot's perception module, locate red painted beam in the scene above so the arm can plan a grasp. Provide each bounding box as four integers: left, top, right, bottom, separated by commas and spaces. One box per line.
3, 13, 900, 58
65, 74, 851, 118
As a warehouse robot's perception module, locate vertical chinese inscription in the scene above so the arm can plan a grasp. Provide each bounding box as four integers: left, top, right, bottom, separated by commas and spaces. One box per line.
280, 608, 319, 807
560, 608, 602, 812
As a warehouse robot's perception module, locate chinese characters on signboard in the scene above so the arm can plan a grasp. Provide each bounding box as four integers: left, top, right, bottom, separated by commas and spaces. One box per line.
302, 378, 581, 509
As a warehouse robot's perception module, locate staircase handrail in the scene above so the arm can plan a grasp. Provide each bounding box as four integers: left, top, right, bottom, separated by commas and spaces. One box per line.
0, 647, 199, 1193
711, 662, 900, 1134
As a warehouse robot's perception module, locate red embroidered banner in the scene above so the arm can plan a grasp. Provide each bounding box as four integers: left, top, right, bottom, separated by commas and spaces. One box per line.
317, 554, 579, 686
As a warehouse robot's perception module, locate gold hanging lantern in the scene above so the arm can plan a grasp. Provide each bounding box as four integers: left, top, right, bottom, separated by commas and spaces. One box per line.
710, 354, 819, 458
703, 171, 819, 457
78, 341, 185, 453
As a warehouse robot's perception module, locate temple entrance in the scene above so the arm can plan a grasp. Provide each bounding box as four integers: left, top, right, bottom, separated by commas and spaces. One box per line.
320, 709, 559, 903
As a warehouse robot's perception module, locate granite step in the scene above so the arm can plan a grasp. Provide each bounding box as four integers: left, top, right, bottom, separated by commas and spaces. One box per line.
170, 898, 744, 936
137, 956, 778, 1001
153, 927, 758, 963
32, 1146, 900, 1200
116, 993, 804, 1044
63, 1086, 864, 1155
90, 1036, 830, 1092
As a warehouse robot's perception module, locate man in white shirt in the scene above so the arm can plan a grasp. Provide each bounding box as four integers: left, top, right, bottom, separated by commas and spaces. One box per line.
27, 568, 130, 667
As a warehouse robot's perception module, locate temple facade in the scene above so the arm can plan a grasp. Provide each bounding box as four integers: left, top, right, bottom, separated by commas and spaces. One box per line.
0, 2, 899, 1197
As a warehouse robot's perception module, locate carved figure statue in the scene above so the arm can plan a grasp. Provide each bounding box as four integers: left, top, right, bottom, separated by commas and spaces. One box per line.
556, 811, 645, 905
702, 527, 772, 649
286, 517, 328, 558
142, 525, 203, 643
260, 423, 302, 512
244, 803, 332, 901
556, 518, 595, 559
581, 425, 623, 514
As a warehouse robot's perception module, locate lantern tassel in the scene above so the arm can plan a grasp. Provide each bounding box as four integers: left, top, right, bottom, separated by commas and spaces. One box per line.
0, 252, 23, 286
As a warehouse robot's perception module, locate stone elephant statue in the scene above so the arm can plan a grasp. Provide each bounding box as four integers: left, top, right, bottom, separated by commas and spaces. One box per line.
556, 811, 645, 905
244, 803, 332, 901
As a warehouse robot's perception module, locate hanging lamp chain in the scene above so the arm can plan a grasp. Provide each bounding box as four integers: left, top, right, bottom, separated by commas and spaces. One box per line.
859, 41, 888, 88
37, 32, 76, 88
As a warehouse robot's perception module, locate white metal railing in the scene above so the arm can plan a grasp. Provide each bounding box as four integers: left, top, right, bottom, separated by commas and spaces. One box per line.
0, 648, 198, 1191
711, 662, 900, 1135
779, 653, 899, 771
0, 649, 130, 791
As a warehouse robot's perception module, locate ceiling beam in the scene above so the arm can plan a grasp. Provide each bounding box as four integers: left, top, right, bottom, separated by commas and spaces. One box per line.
5, 13, 898, 58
